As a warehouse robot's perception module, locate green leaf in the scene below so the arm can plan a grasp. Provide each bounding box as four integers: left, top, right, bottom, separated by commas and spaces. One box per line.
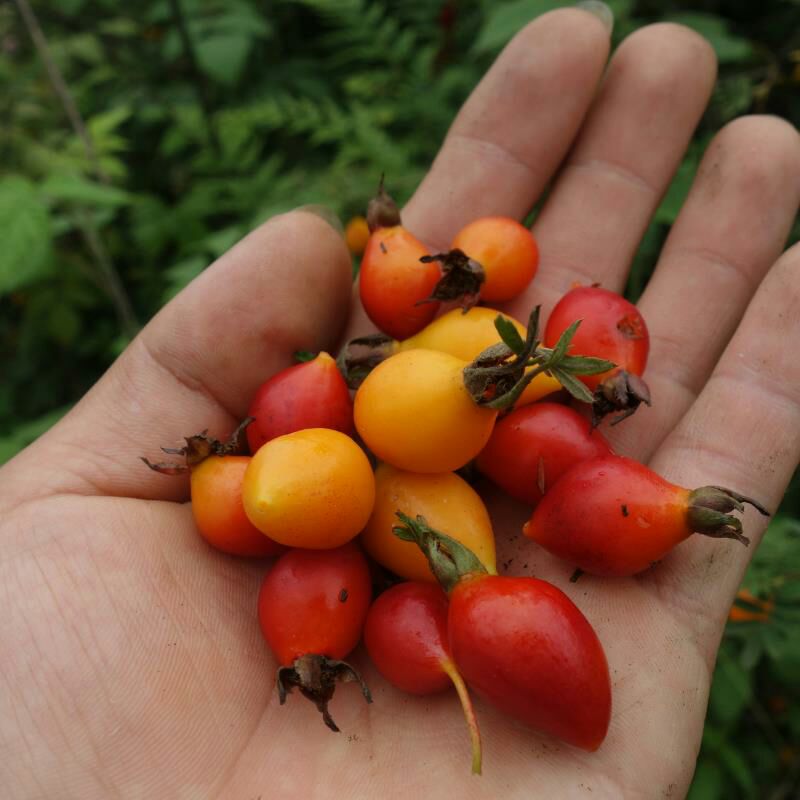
716, 740, 755, 794
550, 366, 594, 403
47, 304, 82, 347
708, 654, 752, 726
494, 316, 525, 355
0, 177, 53, 294
41, 175, 132, 208
548, 319, 580, 364
474, 0, 569, 53
559, 354, 616, 375
195, 33, 254, 85
666, 13, 753, 64
687, 758, 725, 800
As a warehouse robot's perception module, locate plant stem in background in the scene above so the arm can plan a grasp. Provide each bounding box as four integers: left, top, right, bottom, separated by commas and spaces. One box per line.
167, 0, 222, 157
12, 0, 140, 338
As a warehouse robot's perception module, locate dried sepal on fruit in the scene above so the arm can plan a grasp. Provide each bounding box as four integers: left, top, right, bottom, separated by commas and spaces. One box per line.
141, 416, 252, 474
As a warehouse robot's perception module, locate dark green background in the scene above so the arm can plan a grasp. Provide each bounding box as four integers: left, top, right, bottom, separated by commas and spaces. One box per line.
2, 1, 798, 796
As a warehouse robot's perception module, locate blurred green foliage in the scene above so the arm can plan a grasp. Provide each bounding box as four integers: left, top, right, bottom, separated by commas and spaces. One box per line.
1, 0, 799, 796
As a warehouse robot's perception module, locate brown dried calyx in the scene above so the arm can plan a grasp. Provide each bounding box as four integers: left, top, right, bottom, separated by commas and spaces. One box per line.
336, 333, 396, 389
366, 175, 401, 232
276, 654, 372, 732
141, 417, 252, 474
687, 487, 770, 546
418, 249, 486, 312
591, 370, 651, 428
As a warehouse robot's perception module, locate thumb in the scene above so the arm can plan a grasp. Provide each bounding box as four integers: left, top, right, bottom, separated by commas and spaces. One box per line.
1, 210, 352, 506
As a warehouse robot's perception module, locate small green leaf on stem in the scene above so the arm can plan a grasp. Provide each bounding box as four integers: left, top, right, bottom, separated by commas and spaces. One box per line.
494, 315, 525, 355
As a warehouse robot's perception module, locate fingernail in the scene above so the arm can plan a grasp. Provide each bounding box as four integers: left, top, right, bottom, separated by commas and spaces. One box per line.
293, 204, 345, 238
575, 1, 614, 34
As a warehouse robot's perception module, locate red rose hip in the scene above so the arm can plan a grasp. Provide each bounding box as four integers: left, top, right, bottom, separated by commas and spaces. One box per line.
524, 455, 769, 577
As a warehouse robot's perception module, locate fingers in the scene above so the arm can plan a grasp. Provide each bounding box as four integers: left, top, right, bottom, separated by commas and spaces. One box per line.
508, 23, 717, 321
608, 116, 800, 460
402, 8, 612, 250
0, 211, 352, 508
645, 242, 800, 657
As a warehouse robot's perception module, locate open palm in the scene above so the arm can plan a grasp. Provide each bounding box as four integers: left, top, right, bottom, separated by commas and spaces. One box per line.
3, 10, 800, 799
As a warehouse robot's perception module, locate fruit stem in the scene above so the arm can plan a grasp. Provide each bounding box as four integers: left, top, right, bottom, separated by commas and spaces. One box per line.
440, 658, 482, 775
366, 174, 401, 231
462, 307, 615, 411
687, 486, 770, 545
392, 512, 489, 593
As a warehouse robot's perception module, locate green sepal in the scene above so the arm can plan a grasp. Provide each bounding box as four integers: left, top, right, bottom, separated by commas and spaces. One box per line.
393, 511, 489, 593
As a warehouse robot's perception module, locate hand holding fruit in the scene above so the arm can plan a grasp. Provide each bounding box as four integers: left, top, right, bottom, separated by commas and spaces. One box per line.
2, 9, 800, 799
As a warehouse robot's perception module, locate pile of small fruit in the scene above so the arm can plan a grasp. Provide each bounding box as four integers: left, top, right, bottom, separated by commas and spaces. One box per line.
144, 182, 767, 775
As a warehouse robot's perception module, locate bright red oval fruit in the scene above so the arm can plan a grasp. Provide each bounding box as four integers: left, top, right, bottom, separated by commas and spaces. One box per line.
364, 582, 452, 694
449, 575, 611, 751
524, 455, 764, 577
476, 403, 612, 506
246, 352, 353, 453
258, 544, 373, 731
544, 286, 649, 391
364, 581, 482, 773
259, 544, 372, 665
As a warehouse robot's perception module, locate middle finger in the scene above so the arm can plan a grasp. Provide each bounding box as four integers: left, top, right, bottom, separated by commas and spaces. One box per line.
508, 22, 717, 322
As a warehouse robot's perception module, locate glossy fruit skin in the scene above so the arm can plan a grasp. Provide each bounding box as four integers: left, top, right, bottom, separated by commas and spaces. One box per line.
364, 582, 452, 694
449, 574, 611, 751
544, 286, 649, 390
354, 349, 497, 473
396, 307, 560, 406
242, 428, 375, 549
476, 403, 612, 506
190, 455, 285, 557
345, 215, 370, 255
362, 464, 496, 581
258, 544, 372, 666
359, 226, 439, 339
246, 352, 354, 453
524, 455, 692, 577
451, 217, 538, 303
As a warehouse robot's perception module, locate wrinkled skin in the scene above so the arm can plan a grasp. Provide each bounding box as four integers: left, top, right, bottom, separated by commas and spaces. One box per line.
2, 10, 800, 799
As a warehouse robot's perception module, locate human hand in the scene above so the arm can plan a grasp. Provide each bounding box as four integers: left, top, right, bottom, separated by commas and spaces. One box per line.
2, 8, 799, 798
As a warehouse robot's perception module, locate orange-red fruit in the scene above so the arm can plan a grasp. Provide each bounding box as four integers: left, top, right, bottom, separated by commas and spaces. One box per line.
191, 455, 285, 557
258, 544, 372, 666
476, 403, 612, 507
544, 286, 649, 390
524, 455, 694, 576
246, 352, 354, 453
451, 217, 539, 302
359, 226, 439, 339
